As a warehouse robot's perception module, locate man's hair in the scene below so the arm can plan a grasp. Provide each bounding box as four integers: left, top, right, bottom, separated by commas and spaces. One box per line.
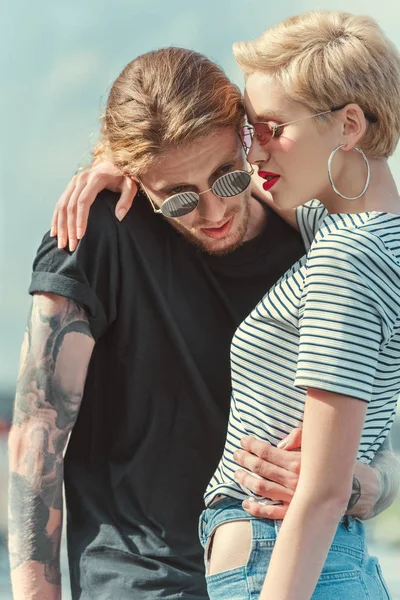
95, 47, 245, 175
233, 11, 400, 157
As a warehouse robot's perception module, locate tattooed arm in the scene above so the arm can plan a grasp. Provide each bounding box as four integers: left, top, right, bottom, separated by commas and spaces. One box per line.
353, 434, 400, 519
8, 293, 95, 600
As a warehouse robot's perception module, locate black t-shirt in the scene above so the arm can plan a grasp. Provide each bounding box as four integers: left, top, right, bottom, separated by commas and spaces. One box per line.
29, 191, 305, 600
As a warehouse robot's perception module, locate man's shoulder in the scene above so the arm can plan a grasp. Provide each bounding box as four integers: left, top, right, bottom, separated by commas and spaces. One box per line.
88, 190, 166, 236
84, 190, 120, 234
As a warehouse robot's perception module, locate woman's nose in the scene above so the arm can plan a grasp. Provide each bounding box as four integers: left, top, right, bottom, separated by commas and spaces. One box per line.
247, 138, 270, 166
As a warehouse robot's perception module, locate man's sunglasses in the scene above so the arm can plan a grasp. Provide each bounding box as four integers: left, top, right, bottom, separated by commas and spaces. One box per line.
140, 166, 254, 219
241, 104, 378, 151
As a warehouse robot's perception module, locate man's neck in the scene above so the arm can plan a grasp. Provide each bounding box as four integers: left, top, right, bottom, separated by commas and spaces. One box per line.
243, 196, 268, 242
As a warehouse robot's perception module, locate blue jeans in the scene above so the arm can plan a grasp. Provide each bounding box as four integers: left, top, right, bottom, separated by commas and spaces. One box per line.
199, 498, 392, 600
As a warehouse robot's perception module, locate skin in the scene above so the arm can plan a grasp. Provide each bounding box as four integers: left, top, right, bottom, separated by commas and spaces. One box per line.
8, 294, 94, 600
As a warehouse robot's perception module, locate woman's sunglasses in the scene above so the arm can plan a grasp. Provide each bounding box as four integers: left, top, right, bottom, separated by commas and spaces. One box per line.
241, 104, 378, 151
140, 166, 254, 219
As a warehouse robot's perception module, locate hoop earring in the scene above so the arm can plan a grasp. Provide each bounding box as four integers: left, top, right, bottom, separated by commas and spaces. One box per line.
328, 144, 370, 201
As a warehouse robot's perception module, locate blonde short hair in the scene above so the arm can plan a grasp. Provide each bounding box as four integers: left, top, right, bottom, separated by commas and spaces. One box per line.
233, 11, 400, 157
94, 48, 245, 175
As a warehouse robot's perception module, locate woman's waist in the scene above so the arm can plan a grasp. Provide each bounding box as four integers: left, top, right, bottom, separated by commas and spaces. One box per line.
199, 497, 366, 556
200, 497, 281, 546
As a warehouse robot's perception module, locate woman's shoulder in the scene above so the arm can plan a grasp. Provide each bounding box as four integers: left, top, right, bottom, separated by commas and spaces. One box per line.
312, 212, 400, 264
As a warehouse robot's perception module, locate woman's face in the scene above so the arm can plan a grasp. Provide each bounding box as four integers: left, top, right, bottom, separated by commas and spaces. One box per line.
245, 73, 343, 210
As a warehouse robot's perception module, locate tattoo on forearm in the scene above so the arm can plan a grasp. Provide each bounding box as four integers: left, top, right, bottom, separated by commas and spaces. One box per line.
8, 296, 93, 585
347, 476, 362, 511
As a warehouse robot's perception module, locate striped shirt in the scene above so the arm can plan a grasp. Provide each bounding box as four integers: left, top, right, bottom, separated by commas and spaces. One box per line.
205, 202, 400, 505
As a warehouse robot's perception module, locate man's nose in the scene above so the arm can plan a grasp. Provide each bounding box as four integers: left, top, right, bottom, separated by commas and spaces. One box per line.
198, 190, 227, 222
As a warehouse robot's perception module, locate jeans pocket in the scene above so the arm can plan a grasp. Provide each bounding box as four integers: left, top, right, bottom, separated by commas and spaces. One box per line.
205, 566, 249, 600
312, 569, 370, 599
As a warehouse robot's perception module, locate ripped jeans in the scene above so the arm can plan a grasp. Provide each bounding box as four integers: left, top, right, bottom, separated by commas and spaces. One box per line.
199, 497, 392, 600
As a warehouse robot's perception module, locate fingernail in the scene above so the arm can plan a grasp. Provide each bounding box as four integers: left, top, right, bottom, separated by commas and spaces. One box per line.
233, 451, 240, 462
277, 439, 287, 449
240, 437, 250, 449
116, 208, 127, 221
58, 239, 64, 249
50, 229, 55, 237
69, 240, 76, 252
243, 497, 255, 509
77, 228, 83, 239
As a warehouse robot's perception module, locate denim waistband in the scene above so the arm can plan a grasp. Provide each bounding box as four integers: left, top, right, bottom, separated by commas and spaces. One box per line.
199, 497, 365, 557
199, 497, 282, 547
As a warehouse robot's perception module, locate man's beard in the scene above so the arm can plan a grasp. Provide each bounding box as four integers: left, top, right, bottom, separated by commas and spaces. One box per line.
169, 198, 251, 256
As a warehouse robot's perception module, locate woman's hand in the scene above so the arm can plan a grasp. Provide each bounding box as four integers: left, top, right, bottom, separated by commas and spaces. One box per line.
51, 161, 138, 251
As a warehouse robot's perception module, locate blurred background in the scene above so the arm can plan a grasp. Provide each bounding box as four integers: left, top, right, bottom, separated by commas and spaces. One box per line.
1, 0, 399, 597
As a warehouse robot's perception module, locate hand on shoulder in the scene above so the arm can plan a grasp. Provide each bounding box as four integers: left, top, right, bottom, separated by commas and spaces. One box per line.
51, 161, 138, 252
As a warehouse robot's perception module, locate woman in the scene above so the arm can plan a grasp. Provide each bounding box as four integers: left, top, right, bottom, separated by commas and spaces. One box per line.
200, 11, 400, 600
51, 11, 399, 599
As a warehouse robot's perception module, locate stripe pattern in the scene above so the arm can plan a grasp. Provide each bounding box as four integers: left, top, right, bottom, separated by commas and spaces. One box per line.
205, 208, 400, 505
213, 171, 251, 198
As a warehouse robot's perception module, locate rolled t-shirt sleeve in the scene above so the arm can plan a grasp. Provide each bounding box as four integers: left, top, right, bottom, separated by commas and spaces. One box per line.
29, 193, 120, 339
294, 230, 398, 401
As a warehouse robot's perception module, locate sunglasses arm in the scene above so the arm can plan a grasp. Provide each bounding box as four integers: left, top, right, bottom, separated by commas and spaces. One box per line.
138, 179, 163, 214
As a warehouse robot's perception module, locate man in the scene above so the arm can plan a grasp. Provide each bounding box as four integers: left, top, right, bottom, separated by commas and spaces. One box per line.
8, 47, 399, 600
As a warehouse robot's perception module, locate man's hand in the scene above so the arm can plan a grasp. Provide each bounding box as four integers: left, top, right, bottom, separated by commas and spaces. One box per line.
233, 429, 302, 519
51, 161, 137, 252
234, 428, 397, 520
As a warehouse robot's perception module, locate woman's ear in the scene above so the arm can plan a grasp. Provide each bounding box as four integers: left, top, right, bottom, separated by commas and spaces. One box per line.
340, 103, 367, 151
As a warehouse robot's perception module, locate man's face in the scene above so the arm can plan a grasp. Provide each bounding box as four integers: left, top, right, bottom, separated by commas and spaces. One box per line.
140, 127, 251, 255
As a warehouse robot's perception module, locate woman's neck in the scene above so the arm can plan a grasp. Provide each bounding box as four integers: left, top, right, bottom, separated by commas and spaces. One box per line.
319, 157, 400, 215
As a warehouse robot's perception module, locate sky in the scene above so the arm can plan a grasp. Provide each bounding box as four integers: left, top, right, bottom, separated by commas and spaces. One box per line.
2, 0, 400, 391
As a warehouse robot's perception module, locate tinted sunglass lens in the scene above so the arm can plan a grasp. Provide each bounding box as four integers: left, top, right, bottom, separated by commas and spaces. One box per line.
213, 171, 251, 198
161, 192, 199, 218
254, 123, 273, 145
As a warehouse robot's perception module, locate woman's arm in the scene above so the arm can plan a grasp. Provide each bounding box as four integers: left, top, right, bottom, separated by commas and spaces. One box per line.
51, 161, 137, 251
52, 162, 316, 252
259, 388, 368, 600
233, 428, 398, 521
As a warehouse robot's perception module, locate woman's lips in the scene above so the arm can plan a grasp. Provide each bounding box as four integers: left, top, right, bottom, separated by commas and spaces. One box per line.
258, 170, 280, 192
201, 216, 233, 239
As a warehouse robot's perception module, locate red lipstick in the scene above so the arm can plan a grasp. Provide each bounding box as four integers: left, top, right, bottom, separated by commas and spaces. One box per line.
258, 170, 280, 192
